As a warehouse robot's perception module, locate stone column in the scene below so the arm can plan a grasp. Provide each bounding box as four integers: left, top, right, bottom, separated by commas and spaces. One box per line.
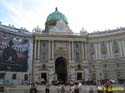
48, 40, 51, 60
72, 41, 74, 60
37, 40, 40, 60
69, 41, 71, 60
85, 42, 88, 60
34, 40, 37, 59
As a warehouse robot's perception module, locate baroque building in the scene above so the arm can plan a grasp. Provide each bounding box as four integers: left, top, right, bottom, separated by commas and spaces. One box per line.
33, 8, 125, 83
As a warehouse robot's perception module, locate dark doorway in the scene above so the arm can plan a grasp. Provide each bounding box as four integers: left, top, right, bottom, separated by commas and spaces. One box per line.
77, 73, 82, 80
55, 57, 67, 84
41, 73, 47, 83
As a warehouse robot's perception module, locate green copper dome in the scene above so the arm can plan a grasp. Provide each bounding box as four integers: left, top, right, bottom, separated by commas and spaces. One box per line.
44, 8, 68, 31
46, 8, 68, 25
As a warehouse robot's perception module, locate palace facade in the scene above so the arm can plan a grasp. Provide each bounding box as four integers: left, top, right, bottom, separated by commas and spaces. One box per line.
33, 8, 125, 83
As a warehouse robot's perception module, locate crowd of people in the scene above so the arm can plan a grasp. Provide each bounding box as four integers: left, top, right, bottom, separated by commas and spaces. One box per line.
30, 79, 125, 93
30, 81, 82, 93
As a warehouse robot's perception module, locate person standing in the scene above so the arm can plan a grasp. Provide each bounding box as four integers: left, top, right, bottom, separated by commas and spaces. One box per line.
104, 80, 112, 93
124, 81, 125, 91
45, 83, 50, 93
30, 84, 37, 93
74, 82, 79, 93
60, 85, 65, 93
69, 84, 75, 93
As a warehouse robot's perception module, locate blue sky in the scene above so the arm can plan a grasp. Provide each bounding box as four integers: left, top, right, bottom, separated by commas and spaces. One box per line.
0, 0, 125, 33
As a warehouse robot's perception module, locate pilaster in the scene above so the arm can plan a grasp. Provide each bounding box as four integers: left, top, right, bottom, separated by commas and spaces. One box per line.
52, 40, 54, 60
34, 40, 37, 59
107, 41, 110, 59
48, 40, 51, 60
110, 41, 113, 58
69, 41, 71, 60
81, 41, 84, 61
119, 40, 123, 57
121, 40, 125, 57
95, 43, 98, 60
72, 41, 74, 60
98, 43, 101, 59
37, 40, 40, 60
85, 42, 88, 60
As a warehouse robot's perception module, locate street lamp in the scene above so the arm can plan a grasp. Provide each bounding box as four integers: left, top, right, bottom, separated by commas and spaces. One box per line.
29, 73, 31, 85
3, 72, 6, 86
100, 72, 102, 80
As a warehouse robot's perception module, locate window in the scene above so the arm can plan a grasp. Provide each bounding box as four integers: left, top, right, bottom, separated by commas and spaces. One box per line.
77, 73, 82, 80
75, 43, 79, 48
41, 73, 47, 81
89, 43, 95, 59
24, 74, 28, 81
101, 41, 107, 55
90, 43, 94, 48
12, 74, 16, 79
104, 72, 108, 79
76, 52, 80, 61
41, 41, 46, 48
116, 71, 121, 79
103, 64, 107, 68
41, 52, 46, 60
116, 63, 120, 67
0, 73, 5, 79
90, 52, 94, 60
112, 40, 119, 54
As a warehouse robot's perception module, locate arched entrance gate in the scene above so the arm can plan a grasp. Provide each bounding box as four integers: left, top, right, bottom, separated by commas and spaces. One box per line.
55, 57, 67, 83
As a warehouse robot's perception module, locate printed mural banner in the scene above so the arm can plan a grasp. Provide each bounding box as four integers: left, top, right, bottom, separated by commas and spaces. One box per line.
0, 32, 29, 72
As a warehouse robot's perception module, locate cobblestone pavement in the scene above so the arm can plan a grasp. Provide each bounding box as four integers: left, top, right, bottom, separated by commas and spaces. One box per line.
3, 84, 125, 93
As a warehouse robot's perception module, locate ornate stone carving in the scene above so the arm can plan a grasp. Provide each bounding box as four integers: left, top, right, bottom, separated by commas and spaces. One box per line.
55, 43, 69, 59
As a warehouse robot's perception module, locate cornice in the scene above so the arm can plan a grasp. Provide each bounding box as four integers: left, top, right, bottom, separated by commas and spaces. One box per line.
0, 24, 32, 38
88, 31, 125, 41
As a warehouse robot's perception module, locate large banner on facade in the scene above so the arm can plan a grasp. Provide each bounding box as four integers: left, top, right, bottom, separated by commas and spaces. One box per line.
0, 32, 29, 72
